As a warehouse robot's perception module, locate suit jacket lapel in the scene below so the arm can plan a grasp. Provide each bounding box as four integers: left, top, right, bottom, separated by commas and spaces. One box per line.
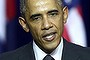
18, 42, 36, 60
61, 39, 80, 60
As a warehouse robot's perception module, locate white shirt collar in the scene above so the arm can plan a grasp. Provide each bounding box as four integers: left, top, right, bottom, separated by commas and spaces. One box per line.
33, 37, 63, 60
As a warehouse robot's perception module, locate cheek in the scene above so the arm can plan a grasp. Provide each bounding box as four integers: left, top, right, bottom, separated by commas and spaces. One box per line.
52, 17, 63, 29
29, 23, 41, 39
52, 17, 64, 35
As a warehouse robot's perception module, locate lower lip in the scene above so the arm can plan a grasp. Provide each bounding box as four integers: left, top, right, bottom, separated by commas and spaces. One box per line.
42, 33, 56, 42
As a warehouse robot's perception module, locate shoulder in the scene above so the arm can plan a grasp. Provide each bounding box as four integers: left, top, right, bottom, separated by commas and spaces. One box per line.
64, 39, 90, 52
0, 42, 33, 60
63, 39, 90, 59
63, 38, 90, 50
0, 50, 18, 60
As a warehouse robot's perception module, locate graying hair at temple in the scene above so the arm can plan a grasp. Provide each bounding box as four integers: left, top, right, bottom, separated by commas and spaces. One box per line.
20, 0, 63, 18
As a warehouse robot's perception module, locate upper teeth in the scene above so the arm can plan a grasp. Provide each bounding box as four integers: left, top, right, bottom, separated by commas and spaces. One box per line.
45, 35, 53, 39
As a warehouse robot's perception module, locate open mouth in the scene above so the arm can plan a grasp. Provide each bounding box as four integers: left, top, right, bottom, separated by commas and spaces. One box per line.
42, 32, 56, 41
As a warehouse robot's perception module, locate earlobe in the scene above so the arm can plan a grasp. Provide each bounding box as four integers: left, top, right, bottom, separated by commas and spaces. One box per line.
63, 6, 68, 24
18, 17, 29, 32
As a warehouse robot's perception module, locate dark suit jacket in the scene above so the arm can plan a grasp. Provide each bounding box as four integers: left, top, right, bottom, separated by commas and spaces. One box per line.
0, 39, 90, 60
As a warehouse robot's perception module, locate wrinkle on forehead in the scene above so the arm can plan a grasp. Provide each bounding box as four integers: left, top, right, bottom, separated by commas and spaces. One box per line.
26, 0, 62, 15
36, 0, 47, 6
27, 0, 56, 6
35, 1, 49, 12
27, 0, 57, 11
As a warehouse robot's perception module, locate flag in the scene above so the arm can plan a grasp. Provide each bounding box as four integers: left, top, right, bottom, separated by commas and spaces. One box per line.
0, 0, 6, 52
63, 0, 87, 47
0, 0, 32, 53
0, 0, 20, 53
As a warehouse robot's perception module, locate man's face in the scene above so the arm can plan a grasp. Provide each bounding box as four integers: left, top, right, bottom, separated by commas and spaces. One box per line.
19, 0, 68, 53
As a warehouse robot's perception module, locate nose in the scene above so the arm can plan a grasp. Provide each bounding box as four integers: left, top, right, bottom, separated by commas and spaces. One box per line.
41, 16, 53, 30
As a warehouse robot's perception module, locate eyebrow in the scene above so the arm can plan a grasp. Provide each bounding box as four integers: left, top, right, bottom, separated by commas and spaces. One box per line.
48, 10, 59, 13
30, 14, 41, 19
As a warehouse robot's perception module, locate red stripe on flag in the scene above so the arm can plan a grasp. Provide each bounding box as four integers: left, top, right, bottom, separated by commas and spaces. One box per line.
77, 5, 83, 16
63, 27, 71, 42
6, 0, 16, 21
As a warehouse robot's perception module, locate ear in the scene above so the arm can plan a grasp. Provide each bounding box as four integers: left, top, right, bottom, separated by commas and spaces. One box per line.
18, 17, 29, 32
63, 6, 68, 24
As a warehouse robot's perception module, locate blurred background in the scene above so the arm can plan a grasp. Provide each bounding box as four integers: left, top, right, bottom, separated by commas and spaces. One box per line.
0, 0, 90, 53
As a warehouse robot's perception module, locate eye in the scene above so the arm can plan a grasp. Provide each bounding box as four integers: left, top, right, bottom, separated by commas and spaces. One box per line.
30, 14, 42, 21
33, 16, 40, 20
49, 12, 58, 17
31, 16, 42, 21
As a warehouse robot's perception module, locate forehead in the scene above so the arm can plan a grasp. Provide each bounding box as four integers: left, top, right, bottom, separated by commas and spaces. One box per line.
26, 0, 61, 14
